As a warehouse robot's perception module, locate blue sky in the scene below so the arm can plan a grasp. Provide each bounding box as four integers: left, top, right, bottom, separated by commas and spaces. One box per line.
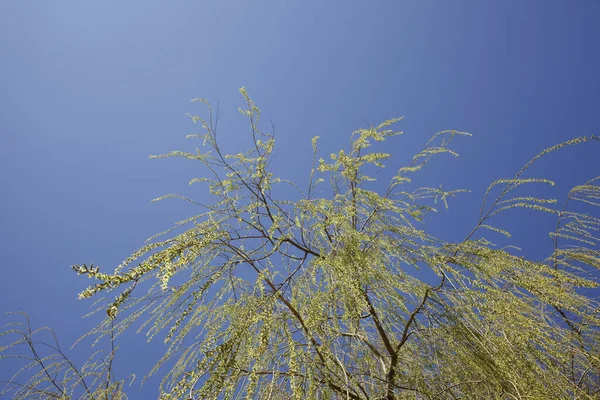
1, 1, 599, 398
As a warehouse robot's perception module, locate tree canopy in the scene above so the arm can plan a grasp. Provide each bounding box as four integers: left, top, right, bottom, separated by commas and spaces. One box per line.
2, 89, 600, 399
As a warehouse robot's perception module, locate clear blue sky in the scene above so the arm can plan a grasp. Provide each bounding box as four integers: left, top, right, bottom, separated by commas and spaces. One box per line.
1, 1, 599, 398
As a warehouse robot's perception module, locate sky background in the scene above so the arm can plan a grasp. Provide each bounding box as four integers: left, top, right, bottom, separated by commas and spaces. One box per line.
1, 1, 599, 398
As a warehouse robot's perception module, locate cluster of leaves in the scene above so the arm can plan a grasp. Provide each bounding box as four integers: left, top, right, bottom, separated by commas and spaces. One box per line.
2, 89, 599, 399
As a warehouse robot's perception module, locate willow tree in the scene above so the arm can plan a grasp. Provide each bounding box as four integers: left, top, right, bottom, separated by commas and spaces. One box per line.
3, 89, 600, 399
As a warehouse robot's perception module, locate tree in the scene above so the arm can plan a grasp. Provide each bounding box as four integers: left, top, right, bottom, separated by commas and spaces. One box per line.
2, 88, 600, 399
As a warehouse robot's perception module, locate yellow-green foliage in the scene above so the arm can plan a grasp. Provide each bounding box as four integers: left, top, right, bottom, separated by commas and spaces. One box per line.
3, 89, 599, 399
